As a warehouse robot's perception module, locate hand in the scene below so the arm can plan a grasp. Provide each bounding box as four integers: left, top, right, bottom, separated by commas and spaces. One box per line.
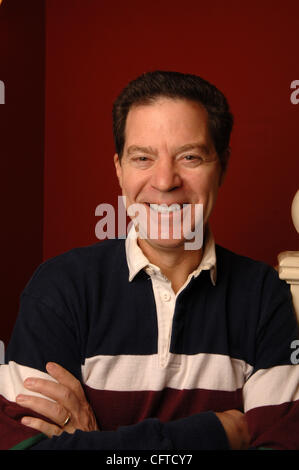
215, 409, 250, 450
16, 362, 99, 438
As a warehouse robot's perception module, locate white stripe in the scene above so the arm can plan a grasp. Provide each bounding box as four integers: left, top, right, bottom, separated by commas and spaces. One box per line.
0, 361, 57, 402
82, 353, 253, 392
243, 364, 299, 412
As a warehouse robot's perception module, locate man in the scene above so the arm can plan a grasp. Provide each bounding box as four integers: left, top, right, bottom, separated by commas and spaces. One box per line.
0, 71, 298, 450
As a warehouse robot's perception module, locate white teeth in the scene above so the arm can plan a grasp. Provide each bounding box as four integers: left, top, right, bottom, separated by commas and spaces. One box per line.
149, 203, 182, 213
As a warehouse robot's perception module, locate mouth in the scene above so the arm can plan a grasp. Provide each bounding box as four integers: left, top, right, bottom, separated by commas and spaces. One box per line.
146, 203, 183, 214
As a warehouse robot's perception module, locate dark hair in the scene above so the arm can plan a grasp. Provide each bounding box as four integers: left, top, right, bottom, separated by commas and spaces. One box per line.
112, 70, 233, 172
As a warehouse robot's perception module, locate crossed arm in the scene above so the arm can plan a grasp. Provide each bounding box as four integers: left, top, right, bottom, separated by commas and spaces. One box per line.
16, 362, 250, 450
16, 362, 98, 436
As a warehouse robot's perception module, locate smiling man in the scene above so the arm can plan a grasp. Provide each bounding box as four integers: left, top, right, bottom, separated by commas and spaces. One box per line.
1, 71, 299, 451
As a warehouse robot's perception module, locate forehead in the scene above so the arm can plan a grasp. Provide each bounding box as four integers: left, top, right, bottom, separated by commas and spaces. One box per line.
124, 98, 213, 150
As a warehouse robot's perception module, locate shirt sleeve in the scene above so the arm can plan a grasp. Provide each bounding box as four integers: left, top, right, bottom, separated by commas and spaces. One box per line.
0, 292, 83, 450
243, 267, 299, 449
30, 412, 229, 450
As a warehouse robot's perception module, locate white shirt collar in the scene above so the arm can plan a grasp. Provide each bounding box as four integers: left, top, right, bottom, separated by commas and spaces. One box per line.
125, 224, 217, 286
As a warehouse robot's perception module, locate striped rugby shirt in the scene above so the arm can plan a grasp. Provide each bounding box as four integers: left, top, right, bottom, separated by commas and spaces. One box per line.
0, 228, 299, 449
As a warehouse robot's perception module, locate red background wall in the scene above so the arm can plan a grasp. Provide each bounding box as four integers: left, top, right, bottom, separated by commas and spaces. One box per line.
1, 0, 299, 345
44, 0, 299, 265
0, 0, 45, 345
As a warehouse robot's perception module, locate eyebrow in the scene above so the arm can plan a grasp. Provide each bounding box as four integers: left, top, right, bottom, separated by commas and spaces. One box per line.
126, 142, 212, 156
175, 142, 212, 155
127, 145, 158, 156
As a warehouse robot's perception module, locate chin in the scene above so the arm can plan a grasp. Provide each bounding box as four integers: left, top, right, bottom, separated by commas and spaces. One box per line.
138, 235, 189, 252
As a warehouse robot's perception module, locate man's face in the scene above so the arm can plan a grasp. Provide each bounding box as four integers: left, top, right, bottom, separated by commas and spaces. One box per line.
114, 97, 223, 251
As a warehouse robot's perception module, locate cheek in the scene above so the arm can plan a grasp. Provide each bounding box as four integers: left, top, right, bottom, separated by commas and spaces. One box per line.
120, 174, 142, 202
190, 174, 220, 222
203, 179, 221, 219
191, 173, 219, 201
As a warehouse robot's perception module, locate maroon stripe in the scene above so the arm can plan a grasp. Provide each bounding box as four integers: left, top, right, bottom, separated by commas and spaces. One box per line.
246, 399, 299, 449
0, 395, 42, 449
83, 385, 243, 430
4, 388, 297, 449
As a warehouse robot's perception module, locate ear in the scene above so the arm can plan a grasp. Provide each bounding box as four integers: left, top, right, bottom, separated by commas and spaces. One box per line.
114, 153, 122, 188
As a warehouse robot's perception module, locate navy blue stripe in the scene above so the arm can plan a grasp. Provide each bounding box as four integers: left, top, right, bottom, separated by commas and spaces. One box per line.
6, 240, 298, 379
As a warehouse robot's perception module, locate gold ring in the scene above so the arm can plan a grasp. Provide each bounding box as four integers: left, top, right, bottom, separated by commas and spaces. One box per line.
62, 415, 71, 427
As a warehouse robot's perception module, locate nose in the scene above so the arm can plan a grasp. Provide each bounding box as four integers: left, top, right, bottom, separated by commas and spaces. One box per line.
150, 157, 182, 192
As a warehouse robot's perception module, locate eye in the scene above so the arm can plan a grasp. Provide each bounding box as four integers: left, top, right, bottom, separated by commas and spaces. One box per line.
182, 154, 204, 164
184, 155, 196, 160
131, 155, 153, 168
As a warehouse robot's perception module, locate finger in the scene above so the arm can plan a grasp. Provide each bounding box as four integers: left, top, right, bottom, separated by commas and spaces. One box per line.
46, 362, 86, 401
21, 416, 63, 438
23, 377, 80, 415
16, 394, 69, 427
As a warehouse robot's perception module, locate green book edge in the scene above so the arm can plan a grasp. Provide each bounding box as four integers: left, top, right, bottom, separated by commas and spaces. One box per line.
10, 433, 46, 450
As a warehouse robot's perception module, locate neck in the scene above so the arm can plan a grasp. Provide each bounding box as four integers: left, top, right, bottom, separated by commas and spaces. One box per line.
137, 239, 202, 294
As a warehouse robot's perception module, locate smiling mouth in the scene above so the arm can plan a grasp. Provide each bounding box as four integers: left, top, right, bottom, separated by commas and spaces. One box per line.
145, 203, 184, 214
